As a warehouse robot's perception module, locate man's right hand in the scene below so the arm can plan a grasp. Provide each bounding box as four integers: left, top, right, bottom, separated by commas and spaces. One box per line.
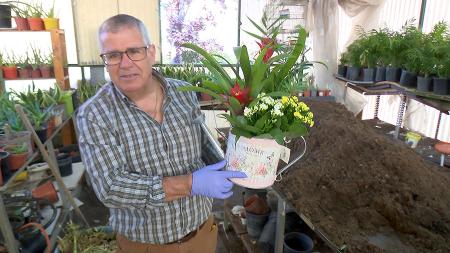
191, 160, 247, 199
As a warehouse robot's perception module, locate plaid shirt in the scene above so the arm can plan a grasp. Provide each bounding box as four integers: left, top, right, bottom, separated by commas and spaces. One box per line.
76, 70, 222, 244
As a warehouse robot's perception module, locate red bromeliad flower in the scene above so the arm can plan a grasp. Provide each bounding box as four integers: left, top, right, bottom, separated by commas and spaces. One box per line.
230, 81, 250, 105
256, 38, 275, 63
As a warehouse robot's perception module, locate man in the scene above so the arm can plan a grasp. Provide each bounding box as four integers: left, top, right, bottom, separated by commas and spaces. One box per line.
76, 14, 246, 253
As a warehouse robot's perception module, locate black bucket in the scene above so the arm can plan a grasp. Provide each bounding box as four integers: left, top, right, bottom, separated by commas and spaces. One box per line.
386, 67, 401, 82
346, 66, 361, 81
375, 67, 386, 82
433, 78, 449, 95
283, 232, 314, 253
417, 76, 432, 92
246, 211, 269, 239
399, 70, 417, 88
57, 153, 73, 177
337, 65, 347, 77
363, 68, 376, 82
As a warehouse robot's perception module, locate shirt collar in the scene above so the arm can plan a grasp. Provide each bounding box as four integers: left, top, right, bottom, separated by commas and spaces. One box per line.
112, 68, 168, 104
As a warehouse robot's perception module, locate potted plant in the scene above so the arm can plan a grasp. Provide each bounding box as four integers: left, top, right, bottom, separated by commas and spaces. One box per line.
1, 52, 18, 79
39, 51, 53, 78
399, 25, 423, 88
385, 29, 408, 82
26, 2, 44, 31
345, 39, 364, 81
357, 28, 378, 82
179, 24, 314, 188
30, 45, 42, 78
338, 51, 349, 77
5, 142, 28, 171
9, 2, 29, 30
16, 54, 31, 78
42, 0, 58, 30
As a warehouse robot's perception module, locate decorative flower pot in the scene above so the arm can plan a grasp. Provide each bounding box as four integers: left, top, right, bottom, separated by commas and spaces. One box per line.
386, 67, 401, 82
2, 66, 18, 79
27, 17, 44, 31
363, 68, 376, 82
14, 17, 29, 30
417, 76, 432, 92
283, 232, 314, 253
0, 5, 12, 28
31, 69, 41, 78
18, 68, 32, 78
399, 69, 417, 88
225, 133, 288, 189
375, 67, 386, 82
42, 18, 59, 30
39, 65, 52, 78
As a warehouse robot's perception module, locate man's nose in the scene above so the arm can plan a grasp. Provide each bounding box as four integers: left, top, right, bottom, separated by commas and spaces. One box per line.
119, 53, 134, 68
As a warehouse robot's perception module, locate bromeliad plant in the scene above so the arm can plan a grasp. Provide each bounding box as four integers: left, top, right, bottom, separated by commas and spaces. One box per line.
178, 25, 314, 144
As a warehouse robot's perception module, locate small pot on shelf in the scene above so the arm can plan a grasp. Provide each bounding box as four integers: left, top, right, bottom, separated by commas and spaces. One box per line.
57, 153, 73, 177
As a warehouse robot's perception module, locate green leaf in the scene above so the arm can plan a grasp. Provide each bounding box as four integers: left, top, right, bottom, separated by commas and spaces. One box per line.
182, 43, 233, 88
230, 127, 253, 139
222, 114, 261, 134
274, 28, 308, 83
254, 112, 269, 130
247, 17, 267, 36
228, 96, 242, 116
243, 30, 265, 41
239, 46, 252, 87
286, 123, 308, 138
269, 128, 284, 145
201, 59, 230, 93
177, 85, 224, 101
212, 53, 240, 78
202, 80, 226, 94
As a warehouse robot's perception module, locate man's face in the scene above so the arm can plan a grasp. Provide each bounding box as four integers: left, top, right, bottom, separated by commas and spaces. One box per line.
99, 26, 156, 94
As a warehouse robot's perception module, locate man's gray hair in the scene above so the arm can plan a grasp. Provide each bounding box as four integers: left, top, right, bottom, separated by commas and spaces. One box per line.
98, 14, 151, 45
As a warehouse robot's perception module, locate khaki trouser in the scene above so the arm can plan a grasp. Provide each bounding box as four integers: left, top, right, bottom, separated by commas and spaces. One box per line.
115, 215, 218, 253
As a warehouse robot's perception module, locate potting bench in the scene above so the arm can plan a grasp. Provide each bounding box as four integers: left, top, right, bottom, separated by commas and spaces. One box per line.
0, 105, 88, 253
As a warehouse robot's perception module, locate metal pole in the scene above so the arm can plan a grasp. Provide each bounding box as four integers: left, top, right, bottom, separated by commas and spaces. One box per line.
274, 195, 286, 253
418, 0, 427, 31
394, 94, 407, 139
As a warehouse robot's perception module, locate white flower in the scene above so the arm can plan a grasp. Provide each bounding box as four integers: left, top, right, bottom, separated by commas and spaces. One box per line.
259, 103, 268, 111
244, 107, 251, 116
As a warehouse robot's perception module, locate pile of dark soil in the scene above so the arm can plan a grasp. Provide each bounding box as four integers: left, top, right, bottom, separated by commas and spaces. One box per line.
274, 101, 450, 253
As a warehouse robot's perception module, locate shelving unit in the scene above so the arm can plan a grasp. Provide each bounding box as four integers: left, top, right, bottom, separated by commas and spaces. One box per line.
0, 105, 88, 253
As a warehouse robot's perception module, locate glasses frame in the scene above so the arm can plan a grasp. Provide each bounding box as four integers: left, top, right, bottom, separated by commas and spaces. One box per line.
99, 46, 149, 66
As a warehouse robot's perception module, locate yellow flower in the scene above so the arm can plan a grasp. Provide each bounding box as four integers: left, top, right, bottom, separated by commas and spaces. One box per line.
307, 112, 313, 118
310, 120, 315, 127
293, 111, 301, 118
281, 96, 289, 104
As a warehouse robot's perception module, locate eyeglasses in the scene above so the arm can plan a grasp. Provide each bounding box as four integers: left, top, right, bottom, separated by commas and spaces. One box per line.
100, 46, 149, 66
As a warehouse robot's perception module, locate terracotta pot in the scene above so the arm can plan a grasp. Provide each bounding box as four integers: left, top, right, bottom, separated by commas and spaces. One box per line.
2, 66, 18, 79
27, 17, 44, 31
39, 65, 52, 78
14, 17, 29, 30
303, 90, 311, 97
32, 180, 59, 203
31, 69, 41, 78
18, 68, 32, 78
43, 18, 59, 30
6, 152, 27, 171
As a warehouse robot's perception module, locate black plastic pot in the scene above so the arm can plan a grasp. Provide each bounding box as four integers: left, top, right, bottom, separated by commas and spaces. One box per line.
35, 128, 48, 143
246, 211, 269, 238
363, 68, 376, 82
433, 78, 449, 95
375, 67, 386, 82
386, 67, 401, 82
337, 65, 347, 77
283, 232, 314, 253
57, 153, 73, 177
399, 70, 417, 88
417, 76, 432, 92
0, 5, 12, 29
346, 66, 361, 81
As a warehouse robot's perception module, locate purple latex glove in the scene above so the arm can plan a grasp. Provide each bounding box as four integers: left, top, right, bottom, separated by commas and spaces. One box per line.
191, 160, 247, 199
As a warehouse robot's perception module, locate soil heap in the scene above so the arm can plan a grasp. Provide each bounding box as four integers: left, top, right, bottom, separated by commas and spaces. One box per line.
274, 100, 450, 253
